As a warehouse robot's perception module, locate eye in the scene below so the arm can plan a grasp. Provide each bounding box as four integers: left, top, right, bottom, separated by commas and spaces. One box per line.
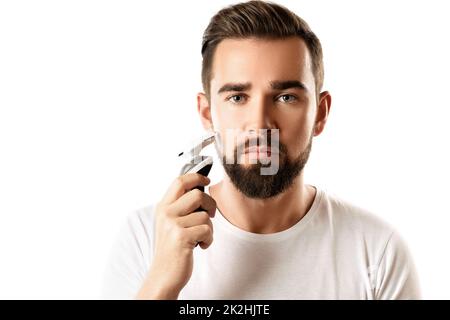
277, 94, 298, 103
226, 94, 247, 104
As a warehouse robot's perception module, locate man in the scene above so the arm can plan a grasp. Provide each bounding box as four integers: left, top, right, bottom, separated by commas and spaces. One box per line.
102, 0, 421, 299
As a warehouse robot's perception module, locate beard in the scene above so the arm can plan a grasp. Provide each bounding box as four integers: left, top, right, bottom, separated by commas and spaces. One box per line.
222, 133, 313, 199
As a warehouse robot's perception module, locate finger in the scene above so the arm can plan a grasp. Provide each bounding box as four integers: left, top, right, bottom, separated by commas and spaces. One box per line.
169, 189, 216, 217
185, 224, 213, 249
160, 173, 210, 205
177, 211, 213, 230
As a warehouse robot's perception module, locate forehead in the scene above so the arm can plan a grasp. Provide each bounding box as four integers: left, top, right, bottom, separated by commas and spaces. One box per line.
210, 37, 313, 91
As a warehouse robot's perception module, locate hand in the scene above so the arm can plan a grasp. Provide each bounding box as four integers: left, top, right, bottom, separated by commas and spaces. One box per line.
136, 173, 216, 299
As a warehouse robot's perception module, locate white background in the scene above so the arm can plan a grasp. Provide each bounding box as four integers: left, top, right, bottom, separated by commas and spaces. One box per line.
0, 0, 449, 299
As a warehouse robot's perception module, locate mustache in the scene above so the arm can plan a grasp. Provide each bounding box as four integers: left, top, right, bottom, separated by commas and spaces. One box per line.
235, 138, 283, 155
238, 129, 275, 147
239, 132, 274, 149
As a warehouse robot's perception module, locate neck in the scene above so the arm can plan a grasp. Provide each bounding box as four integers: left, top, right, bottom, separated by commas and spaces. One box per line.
209, 172, 316, 234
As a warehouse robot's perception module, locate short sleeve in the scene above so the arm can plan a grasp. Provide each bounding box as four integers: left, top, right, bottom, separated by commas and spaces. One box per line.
101, 207, 154, 299
374, 231, 421, 299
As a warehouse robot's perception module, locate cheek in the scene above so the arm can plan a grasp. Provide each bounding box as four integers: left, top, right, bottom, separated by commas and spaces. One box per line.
280, 114, 314, 158
210, 99, 232, 131
211, 107, 241, 131
210, 104, 242, 156
210, 115, 239, 160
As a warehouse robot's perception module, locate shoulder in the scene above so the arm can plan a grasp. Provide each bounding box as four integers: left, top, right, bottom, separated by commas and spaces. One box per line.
101, 204, 157, 299
107, 204, 156, 267
317, 187, 396, 242
127, 204, 156, 231
316, 188, 421, 298
123, 204, 156, 250
315, 187, 400, 267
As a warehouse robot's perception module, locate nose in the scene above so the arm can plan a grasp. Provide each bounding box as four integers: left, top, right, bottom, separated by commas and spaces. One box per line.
245, 96, 276, 133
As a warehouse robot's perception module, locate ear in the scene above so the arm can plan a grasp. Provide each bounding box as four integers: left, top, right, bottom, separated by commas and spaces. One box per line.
197, 92, 214, 130
313, 91, 332, 136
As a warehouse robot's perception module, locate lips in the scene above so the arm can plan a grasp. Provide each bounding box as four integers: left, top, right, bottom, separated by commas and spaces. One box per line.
244, 146, 279, 155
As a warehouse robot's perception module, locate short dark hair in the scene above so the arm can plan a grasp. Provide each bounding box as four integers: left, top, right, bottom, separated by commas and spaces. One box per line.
201, 0, 324, 100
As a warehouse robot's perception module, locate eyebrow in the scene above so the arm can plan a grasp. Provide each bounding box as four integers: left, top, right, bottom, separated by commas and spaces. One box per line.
217, 80, 307, 94
217, 82, 251, 94
270, 80, 307, 91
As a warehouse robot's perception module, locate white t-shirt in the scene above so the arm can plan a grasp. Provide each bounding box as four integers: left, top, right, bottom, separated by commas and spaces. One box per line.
102, 185, 421, 299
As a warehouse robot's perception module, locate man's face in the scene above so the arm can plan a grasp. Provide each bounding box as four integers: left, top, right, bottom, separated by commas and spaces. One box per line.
205, 37, 319, 198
